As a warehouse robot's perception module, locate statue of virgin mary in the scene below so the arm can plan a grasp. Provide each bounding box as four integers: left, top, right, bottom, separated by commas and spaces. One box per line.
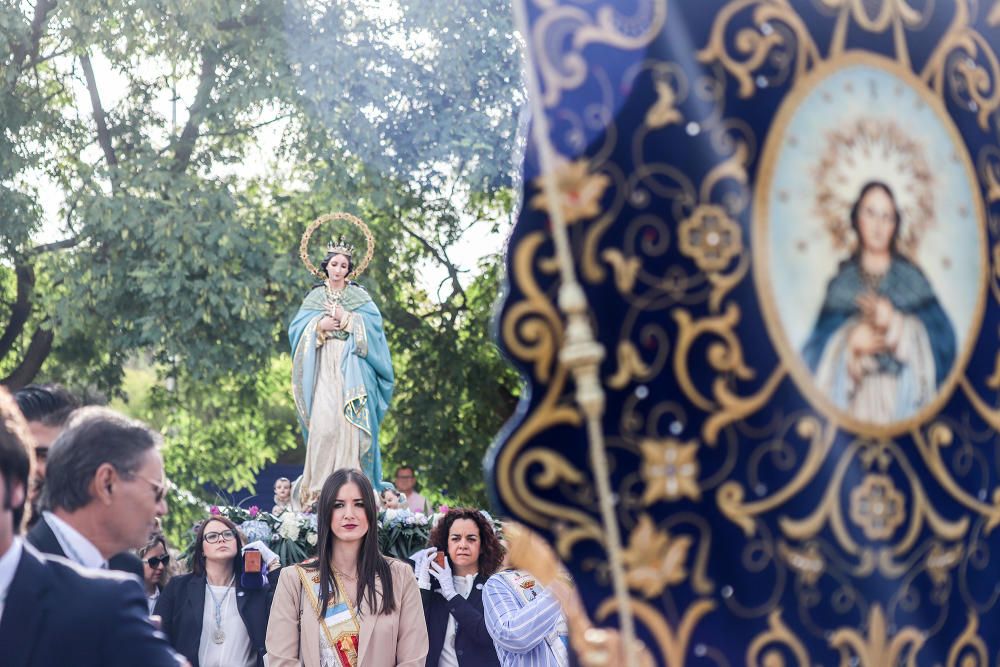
289, 234, 394, 506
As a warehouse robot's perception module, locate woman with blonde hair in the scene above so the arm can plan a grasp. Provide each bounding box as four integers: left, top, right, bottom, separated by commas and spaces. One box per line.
138, 533, 172, 614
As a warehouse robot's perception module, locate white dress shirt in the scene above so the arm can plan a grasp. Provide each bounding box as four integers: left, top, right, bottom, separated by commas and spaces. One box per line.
0, 536, 24, 625
43, 511, 106, 569
147, 589, 160, 615
438, 572, 478, 667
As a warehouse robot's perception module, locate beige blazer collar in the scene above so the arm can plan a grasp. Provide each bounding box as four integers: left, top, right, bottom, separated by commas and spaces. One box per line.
356, 574, 383, 664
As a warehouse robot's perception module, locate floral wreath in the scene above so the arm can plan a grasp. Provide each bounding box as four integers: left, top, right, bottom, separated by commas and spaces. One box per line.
299, 212, 375, 280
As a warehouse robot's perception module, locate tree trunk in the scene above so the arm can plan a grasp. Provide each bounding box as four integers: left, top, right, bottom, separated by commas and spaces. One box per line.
2, 327, 53, 390
0, 263, 35, 362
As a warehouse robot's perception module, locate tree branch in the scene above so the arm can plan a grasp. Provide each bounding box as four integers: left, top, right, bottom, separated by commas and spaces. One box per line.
9, 0, 57, 76
171, 46, 221, 173
199, 113, 291, 139
399, 222, 467, 304
2, 326, 54, 390
79, 52, 119, 181
28, 236, 80, 256
0, 263, 36, 361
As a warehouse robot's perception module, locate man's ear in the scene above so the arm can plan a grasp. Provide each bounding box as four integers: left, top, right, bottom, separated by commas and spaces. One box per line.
93, 463, 117, 505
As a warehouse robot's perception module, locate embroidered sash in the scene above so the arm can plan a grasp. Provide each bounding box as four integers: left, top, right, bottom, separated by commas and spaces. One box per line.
296, 565, 360, 667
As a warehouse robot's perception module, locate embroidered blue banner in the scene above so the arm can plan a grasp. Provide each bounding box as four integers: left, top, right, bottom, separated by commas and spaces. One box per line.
489, 2, 1000, 664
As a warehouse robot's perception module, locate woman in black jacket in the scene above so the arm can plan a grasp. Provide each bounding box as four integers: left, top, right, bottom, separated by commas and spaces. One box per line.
154, 515, 280, 667
414, 508, 503, 667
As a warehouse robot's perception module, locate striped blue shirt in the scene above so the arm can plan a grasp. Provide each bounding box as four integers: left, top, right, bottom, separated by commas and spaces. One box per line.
483, 571, 568, 667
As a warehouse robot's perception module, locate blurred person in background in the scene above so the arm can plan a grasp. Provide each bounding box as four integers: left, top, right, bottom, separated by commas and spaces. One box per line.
139, 533, 172, 614
13, 383, 79, 529
0, 387, 187, 666
27, 406, 166, 580
395, 465, 430, 515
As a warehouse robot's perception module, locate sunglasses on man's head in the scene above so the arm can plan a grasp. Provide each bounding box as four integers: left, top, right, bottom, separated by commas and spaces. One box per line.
146, 555, 170, 568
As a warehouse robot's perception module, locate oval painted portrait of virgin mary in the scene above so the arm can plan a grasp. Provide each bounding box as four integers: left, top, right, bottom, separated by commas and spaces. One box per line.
755, 56, 987, 435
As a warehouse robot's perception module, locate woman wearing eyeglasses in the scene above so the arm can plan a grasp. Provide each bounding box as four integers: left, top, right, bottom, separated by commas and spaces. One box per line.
138, 533, 172, 614
266, 468, 428, 667
155, 514, 282, 667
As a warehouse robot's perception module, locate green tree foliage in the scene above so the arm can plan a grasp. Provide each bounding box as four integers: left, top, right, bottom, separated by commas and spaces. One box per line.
0, 1, 524, 536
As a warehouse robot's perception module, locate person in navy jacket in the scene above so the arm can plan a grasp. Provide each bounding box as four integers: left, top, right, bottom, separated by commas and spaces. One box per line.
155, 514, 280, 667
413, 508, 503, 667
0, 387, 184, 667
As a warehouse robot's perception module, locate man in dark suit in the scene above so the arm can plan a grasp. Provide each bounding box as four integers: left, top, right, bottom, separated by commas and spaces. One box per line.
26, 405, 166, 579
0, 387, 186, 666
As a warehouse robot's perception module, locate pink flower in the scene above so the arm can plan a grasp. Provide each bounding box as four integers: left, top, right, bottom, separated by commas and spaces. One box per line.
438, 505, 450, 514
248, 506, 260, 518
209, 505, 221, 515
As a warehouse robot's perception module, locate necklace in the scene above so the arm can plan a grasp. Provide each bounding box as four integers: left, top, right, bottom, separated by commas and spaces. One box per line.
332, 569, 360, 624
206, 574, 235, 644
333, 566, 358, 581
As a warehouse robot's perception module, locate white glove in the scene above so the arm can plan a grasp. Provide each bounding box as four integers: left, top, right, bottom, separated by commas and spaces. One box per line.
429, 559, 456, 600
243, 540, 280, 568
409, 547, 437, 590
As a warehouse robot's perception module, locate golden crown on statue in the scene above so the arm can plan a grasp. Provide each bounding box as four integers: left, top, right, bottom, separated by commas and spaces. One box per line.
327, 234, 355, 256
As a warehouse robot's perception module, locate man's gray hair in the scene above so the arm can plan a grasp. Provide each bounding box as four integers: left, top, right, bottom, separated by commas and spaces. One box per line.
42, 406, 162, 512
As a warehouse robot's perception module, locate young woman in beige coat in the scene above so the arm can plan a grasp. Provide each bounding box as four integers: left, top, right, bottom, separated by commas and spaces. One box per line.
265, 469, 428, 667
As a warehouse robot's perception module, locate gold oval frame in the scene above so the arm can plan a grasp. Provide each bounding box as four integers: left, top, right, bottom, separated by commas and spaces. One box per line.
299, 212, 375, 280
753, 52, 989, 439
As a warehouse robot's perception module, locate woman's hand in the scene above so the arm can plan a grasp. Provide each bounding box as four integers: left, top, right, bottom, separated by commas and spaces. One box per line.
319, 315, 339, 332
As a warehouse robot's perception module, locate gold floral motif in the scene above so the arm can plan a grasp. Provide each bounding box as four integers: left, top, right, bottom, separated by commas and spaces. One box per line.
639, 437, 701, 503
529, 158, 611, 225
646, 79, 683, 128
620, 514, 693, 597
600, 248, 641, 293
607, 340, 654, 390
718, 417, 834, 536
677, 204, 742, 272
595, 596, 715, 667
925, 542, 962, 587
921, 2, 1000, 129
697, 1, 821, 98
849, 474, 906, 541
525, 0, 669, 108
820, 0, 922, 33
946, 611, 988, 667
778, 541, 825, 586
746, 609, 810, 667
780, 438, 968, 574
828, 604, 924, 666
913, 423, 1000, 533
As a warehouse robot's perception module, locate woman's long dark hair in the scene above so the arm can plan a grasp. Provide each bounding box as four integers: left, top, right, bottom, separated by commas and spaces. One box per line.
849, 181, 902, 258
428, 508, 504, 577
192, 515, 244, 577
309, 469, 395, 618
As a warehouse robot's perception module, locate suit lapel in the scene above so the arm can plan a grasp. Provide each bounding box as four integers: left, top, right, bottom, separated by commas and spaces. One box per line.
1, 544, 53, 665
26, 516, 66, 558
186, 574, 207, 618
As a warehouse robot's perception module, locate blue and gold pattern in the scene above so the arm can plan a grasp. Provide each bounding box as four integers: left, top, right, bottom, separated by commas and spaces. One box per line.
488, 1, 1000, 664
